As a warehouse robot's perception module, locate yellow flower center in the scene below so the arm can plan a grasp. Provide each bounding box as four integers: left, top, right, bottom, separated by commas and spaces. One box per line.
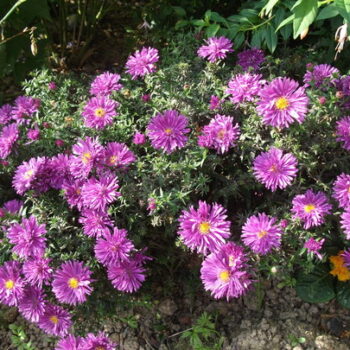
199, 221, 211, 234
164, 128, 172, 135
94, 108, 106, 117
76, 188, 81, 195
275, 97, 289, 110
269, 164, 277, 172
5, 279, 14, 289
24, 169, 34, 179
348, 186, 350, 193
96, 347, 106, 350
68, 277, 79, 289
257, 230, 267, 238
109, 155, 118, 165
217, 129, 226, 140
304, 204, 315, 213
219, 270, 230, 282
82, 152, 92, 164
50, 315, 59, 324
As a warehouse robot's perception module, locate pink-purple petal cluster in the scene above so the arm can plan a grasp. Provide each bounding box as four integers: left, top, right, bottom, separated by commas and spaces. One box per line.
126, 47, 159, 79
90, 72, 123, 96
333, 173, 350, 208
336, 116, 350, 151
237, 48, 265, 71
197, 36, 233, 63
303, 64, 339, 88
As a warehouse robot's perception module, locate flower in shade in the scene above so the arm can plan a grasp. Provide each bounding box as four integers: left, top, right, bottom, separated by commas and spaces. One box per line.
241, 213, 282, 255
237, 48, 265, 71
80, 332, 117, 350
200, 242, 252, 300
147, 198, 156, 213
55, 334, 82, 350
103, 142, 136, 169
198, 114, 240, 154
226, 73, 264, 104
27, 128, 40, 141
257, 77, 309, 129
336, 116, 350, 150
126, 47, 159, 79
0, 104, 12, 125
18, 286, 46, 322
291, 189, 332, 229
23, 257, 52, 288
52, 261, 93, 305
82, 96, 118, 129
48, 82, 57, 90
147, 110, 190, 154
253, 148, 298, 191
340, 208, 350, 239
79, 209, 113, 238
304, 237, 325, 260
197, 36, 233, 62
90, 72, 122, 96
69, 137, 103, 179
3, 199, 23, 214
107, 256, 146, 293
95, 227, 135, 266
332, 173, 350, 208
81, 176, 121, 212
209, 95, 222, 110
55, 139, 65, 147
11, 96, 40, 124
303, 64, 339, 88
7, 216, 46, 259
0, 260, 25, 306
38, 303, 72, 337
330, 251, 350, 282
178, 200, 231, 255
141, 94, 151, 102
48, 154, 71, 190
0, 123, 19, 159
62, 178, 86, 210
133, 131, 146, 145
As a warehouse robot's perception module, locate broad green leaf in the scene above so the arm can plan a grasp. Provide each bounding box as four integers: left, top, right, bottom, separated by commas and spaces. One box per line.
280, 23, 292, 40
335, 0, 350, 23
209, 11, 228, 25
296, 264, 335, 303
292, 0, 318, 39
264, 25, 278, 52
172, 6, 186, 18
226, 24, 239, 39
276, 14, 295, 31
316, 4, 339, 20
260, 0, 280, 17
251, 28, 264, 48
192, 19, 206, 27
206, 24, 220, 37
336, 281, 350, 309
233, 32, 245, 48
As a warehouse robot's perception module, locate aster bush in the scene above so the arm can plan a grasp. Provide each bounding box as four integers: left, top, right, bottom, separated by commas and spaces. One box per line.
2, 31, 350, 345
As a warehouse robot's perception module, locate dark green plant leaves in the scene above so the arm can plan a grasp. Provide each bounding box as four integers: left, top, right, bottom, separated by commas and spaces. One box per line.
336, 281, 350, 309
292, 0, 318, 39
334, 0, 350, 23
296, 264, 335, 303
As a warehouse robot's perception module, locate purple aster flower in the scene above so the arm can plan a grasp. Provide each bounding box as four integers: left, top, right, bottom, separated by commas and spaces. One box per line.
257, 77, 309, 129
333, 173, 350, 208
226, 73, 264, 104
340, 208, 350, 239
200, 242, 252, 300
22, 257, 52, 288
69, 137, 103, 179
209, 95, 222, 110
11, 96, 40, 124
81, 176, 121, 212
79, 209, 113, 238
147, 110, 190, 154
0, 123, 19, 159
0, 104, 13, 125
126, 47, 159, 79
303, 64, 339, 88
291, 190, 332, 229
0, 260, 25, 306
197, 36, 233, 63
336, 116, 350, 150
107, 256, 146, 293
3, 199, 23, 214
38, 303, 72, 337
241, 213, 282, 255
342, 249, 350, 268
90, 72, 123, 96
52, 260, 93, 305
336, 75, 350, 97
141, 94, 151, 102
27, 128, 40, 141
198, 114, 240, 154
18, 286, 46, 322
147, 197, 156, 213
253, 148, 298, 191
62, 178, 86, 210
80, 332, 117, 350
48, 154, 72, 190
304, 237, 325, 260
237, 48, 265, 71
95, 227, 135, 266
48, 82, 57, 90
178, 200, 231, 255
55, 334, 83, 350
103, 142, 136, 169
82, 96, 118, 129
133, 131, 146, 145
7, 216, 46, 259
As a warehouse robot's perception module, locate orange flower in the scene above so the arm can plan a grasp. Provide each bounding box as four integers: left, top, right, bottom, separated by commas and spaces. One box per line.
330, 251, 350, 282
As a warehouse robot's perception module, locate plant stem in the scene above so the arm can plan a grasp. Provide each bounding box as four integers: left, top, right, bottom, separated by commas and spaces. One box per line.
0, 0, 27, 26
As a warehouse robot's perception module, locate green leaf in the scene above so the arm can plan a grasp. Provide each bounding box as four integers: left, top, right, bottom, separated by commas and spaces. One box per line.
316, 4, 339, 20
280, 23, 292, 40
206, 24, 220, 37
175, 20, 188, 30
292, 0, 318, 39
233, 32, 245, 48
334, 0, 350, 23
264, 25, 278, 52
172, 6, 186, 18
336, 280, 350, 308
192, 19, 206, 27
296, 264, 335, 303
260, 0, 280, 17
209, 11, 227, 25
251, 28, 264, 48
276, 14, 295, 31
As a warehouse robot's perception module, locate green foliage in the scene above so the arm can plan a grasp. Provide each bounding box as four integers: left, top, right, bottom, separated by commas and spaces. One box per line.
336, 280, 350, 308
9, 324, 35, 350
